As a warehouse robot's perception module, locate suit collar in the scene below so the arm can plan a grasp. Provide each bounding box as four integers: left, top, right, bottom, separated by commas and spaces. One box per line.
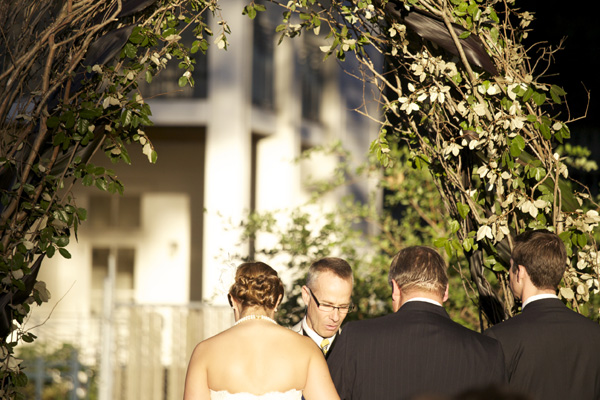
293, 316, 339, 359
398, 300, 449, 317
300, 315, 339, 345
521, 296, 564, 312
522, 293, 559, 309
404, 297, 443, 307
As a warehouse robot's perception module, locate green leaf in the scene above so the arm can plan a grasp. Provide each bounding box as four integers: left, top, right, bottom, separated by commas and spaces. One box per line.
462, 237, 473, 252
510, 135, 526, 157
129, 27, 144, 44
54, 209, 69, 223
550, 85, 566, 104
61, 111, 75, 129
123, 43, 137, 58
539, 122, 551, 140
79, 106, 102, 119
59, 248, 72, 259
577, 233, 588, 248
489, 9, 499, 23
492, 262, 506, 272
242, 5, 257, 19
46, 116, 60, 128
449, 220, 460, 233
532, 92, 546, 106
490, 27, 499, 43
121, 110, 133, 127
77, 118, 90, 135
22, 332, 36, 343
55, 236, 70, 247
522, 87, 534, 102
13, 372, 28, 387
82, 174, 93, 186
457, 202, 470, 219
95, 177, 108, 191
77, 207, 87, 221
558, 125, 571, 140
501, 151, 514, 169
46, 245, 56, 258
433, 237, 447, 248
444, 240, 452, 256
532, 167, 546, 181
120, 147, 132, 164
178, 76, 188, 87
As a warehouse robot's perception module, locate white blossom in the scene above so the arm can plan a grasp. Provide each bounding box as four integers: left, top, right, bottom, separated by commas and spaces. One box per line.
477, 225, 493, 241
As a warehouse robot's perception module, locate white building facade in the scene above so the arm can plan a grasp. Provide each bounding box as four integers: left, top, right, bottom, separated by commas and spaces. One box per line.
28, 1, 379, 398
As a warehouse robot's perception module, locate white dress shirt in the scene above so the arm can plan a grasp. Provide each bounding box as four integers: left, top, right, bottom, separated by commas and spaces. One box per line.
301, 317, 336, 352
522, 293, 559, 309
404, 297, 443, 307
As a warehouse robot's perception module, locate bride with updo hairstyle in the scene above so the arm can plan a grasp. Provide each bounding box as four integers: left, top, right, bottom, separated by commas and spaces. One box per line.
228, 261, 284, 314
184, 262, 340, 400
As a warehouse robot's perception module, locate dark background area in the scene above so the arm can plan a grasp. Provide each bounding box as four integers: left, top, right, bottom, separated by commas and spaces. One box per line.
526, 1, 600, 192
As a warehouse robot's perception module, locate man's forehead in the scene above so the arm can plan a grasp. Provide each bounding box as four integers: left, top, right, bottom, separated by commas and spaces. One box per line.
314, 270, 352, 285
313, 273, 352, 299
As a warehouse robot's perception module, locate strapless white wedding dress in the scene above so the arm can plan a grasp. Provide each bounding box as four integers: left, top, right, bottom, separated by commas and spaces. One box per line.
210, 389, 302, 399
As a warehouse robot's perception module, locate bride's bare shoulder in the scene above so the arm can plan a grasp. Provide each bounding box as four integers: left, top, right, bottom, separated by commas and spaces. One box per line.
278, 327, 320, 350
190, 327, 233, 354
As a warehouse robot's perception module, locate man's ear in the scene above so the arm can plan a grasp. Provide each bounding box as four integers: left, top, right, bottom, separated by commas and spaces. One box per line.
516, 264, 527, 282
391, 280, 401, 302
391, 280, 403, 312
442, 284, 449, 303
301, 285, 310, 306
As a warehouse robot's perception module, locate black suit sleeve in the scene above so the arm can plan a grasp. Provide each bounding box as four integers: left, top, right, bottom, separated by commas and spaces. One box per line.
484, 328, 510, 382
327, 325, 354, 399
490, 336, 508, 385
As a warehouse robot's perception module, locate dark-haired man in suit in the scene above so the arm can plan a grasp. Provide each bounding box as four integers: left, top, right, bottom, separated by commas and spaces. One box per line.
291, 257, 354, 358
327, 246, 506, 400
484, 229, 600, 400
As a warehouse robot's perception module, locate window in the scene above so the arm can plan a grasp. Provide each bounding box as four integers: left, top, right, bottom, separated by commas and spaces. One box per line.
88, 195, 140, 314
300, 37, 324, 122
91, 247, 136, 315
251, 8, 275, 109
88, 195, 141, 230
137, 25, 208, 99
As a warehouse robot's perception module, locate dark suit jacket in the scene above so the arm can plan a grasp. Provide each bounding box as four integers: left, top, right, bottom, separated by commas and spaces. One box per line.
484, 298, 600, 400
327, 301, 506, 400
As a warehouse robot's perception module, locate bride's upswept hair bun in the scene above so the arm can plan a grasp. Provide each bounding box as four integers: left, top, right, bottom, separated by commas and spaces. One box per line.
229, 262, 284, 310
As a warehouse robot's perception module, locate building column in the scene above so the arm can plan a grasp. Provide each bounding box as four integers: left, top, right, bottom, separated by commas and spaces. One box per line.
202, 0, 253, 302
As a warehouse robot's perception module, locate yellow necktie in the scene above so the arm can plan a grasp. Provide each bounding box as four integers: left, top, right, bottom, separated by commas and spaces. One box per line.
320, 338, 330, 355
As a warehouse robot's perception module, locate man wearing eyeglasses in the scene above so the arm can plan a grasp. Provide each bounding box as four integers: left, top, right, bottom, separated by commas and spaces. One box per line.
291, 257, 354, 357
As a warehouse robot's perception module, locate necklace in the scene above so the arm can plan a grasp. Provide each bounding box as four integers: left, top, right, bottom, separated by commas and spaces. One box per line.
234, 314, 278, 326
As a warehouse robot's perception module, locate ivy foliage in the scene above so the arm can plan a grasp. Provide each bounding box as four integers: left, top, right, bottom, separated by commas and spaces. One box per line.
0, 0, 223, 396
257, 0, 599, 325
235, 143, 484, 330
1, 0, 599, 396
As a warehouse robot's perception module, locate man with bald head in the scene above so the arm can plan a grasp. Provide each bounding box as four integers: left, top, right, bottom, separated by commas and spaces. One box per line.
327, 246, 506, 400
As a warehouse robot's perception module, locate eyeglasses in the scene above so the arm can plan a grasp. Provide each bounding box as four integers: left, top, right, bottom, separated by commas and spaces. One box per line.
308, 288, 354, 314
